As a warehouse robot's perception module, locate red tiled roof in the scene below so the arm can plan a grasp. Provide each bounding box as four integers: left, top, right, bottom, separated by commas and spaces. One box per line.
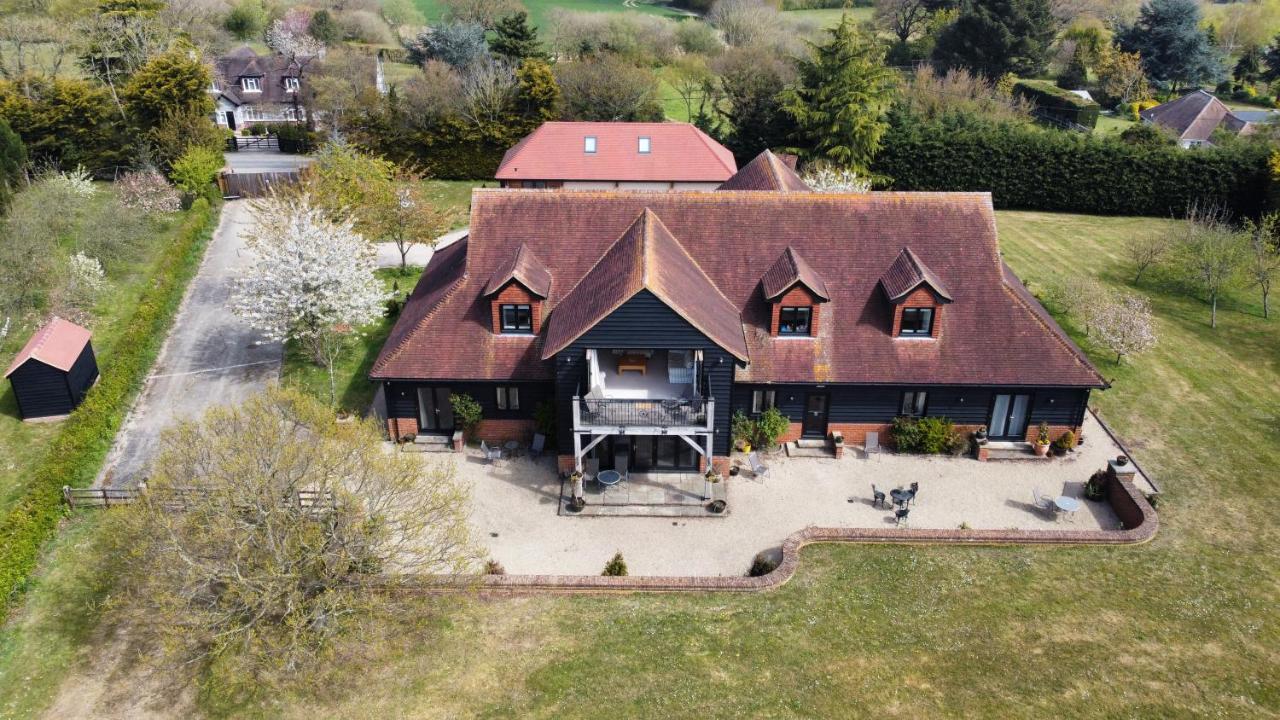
718, 150, 811, 192
4, 317, 91, 378
372, 185, 1106, 388
879, 247, 953, 303
760, 246, 829, 301
541, 209, 749, 360
483, 243, 552, 297
494, 122, 737, 183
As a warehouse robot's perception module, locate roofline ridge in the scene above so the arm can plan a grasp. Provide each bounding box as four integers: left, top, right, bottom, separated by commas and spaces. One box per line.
690, 124, 738, 174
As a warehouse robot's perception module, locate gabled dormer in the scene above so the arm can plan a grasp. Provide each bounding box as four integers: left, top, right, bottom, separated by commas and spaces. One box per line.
880, 248, 952, 339
483, 243, 551, 335
761, 246, 829, 337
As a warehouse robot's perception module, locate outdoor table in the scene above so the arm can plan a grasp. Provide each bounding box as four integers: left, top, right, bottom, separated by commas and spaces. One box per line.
890, 488, 912, 507
597, 470, 622, 487
1054, 496, 1080, 514
503, 440, 521, 457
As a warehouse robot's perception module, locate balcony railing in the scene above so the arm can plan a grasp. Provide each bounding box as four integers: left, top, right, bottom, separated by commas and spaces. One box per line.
573, 396, 713, 430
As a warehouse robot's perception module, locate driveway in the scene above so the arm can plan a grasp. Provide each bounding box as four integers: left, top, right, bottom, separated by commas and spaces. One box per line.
223, 150, 313, 174
98, 201, 282, 487
375, 227, 468, 269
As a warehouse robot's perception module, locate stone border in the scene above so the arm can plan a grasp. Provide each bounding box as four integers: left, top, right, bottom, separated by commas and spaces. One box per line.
403, 478, 1157, 595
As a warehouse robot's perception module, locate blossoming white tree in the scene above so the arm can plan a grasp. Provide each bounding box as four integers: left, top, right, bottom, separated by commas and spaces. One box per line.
232, 194, 387, 405
1091, 291, 1157, 364
802, 163, 872, 193
116, 169, 180, 214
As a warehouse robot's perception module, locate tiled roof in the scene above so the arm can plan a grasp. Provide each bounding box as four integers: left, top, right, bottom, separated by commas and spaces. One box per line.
494, 122, 737, 183
879, 247, 953, 303
4, 317, 91, 378
483, 243, 551, 297
718, 150, 811, 191
1140, 90, 1254, 142
760, 246, 829, 301
373, 180, 1106, 388
214, 45, 330, 106
541, 209, 749, 360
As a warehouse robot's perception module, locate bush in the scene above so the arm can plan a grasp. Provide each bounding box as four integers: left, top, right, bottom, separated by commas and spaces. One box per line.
450, 392, 482, 438
0, 198, 220, 621
1084, 470, 1108, 500
747, 552, 779, 577
484, 559, 505, 574
873, 111, 1272, 217
170, 146, 225, 195
1013, 79, 1100, 129
1054, 430, 1076, 451
890, 416, 962, 454
602, 552, 628, 576
754, 407, 790, 449
274, 123, 316, 154
533, 400, 556, 450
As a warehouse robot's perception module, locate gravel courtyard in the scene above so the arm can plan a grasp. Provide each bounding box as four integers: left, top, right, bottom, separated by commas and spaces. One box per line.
432, 412, 1150, 577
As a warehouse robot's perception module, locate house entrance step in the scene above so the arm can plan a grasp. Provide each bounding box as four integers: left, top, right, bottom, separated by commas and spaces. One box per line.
984, 443, 1047, 461
786, 441, 836, 458
408, 433, 453, 453
794, 438, 827, 449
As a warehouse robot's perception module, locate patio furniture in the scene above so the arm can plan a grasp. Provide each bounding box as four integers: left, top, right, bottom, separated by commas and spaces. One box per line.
618, 354, 647, 374
529, 433, 546, 459
894, 507, 910, 525
1031, 488, 1056, 517
907, 481, 919, 506
1054, 495, 1080, 521
597, 470, 623, 487
503, 440, 522, 457
865, 431, 881, 460
890, 487, 912, 507
871, 483, 886, 508
480, 441, 502, 464
748, 452, 769, 480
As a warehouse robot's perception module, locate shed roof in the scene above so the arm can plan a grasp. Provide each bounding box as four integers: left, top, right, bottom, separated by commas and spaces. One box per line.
5, 317, 91, 378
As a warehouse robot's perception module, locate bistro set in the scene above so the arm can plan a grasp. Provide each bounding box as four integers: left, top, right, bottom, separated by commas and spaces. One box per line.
870, 482, 918, 525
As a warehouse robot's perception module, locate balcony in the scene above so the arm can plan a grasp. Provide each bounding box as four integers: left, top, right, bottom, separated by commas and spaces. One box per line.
574, 396, 712, 430
574, 348, 713, 431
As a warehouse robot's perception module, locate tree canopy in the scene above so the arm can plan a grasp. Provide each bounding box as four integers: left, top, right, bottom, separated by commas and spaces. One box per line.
931, 0, 1056, 78
1117, 0, 1223, 91
489, 11, 546, 62
121, 48, 214, 132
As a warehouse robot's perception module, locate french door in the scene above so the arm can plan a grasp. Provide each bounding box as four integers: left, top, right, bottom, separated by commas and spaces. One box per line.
417, 386, 454, 432
988, 393, 1031, 440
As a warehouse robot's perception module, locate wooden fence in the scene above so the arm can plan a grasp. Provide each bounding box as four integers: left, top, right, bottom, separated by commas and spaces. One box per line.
64, 483, 334, 512
219, 171, 301, 199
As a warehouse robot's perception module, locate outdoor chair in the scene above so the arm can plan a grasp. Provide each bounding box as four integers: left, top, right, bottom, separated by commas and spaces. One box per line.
907, 481, 919, 506
871, 483, 886, 508
864, 431, 881, 460
748, 452, 769, 480
480, 440, 502, 464
1031, 489, 1056, 517
529, 433, 546, 459
894, 507, 910, 526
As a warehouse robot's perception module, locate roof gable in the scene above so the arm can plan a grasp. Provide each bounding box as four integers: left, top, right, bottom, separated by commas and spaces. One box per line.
880, 247, 953, 303
5, 317, 91, 378
761, 246, 830, 301
1141, 90, 1248, 141
495, 122, 737, 183
541, 209, 748, 360
718, 150, 810, 192
483, 243, 551, 297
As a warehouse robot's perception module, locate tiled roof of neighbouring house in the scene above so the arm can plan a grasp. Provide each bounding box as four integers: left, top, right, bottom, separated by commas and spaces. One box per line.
483, 243, 552, 298
1139, 89, 1256, 142
372, 172, 1107, 388
717, 150, 811, 192
760, 246, 830, 301
214, 45, 327, 106
4, 317, 91, 377
494, 122, 737, 183
879, 247, 954, 303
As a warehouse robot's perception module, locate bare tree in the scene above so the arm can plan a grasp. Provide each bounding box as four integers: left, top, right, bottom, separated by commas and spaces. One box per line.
874, 0, 932, 43
440, 0, 524, 29
662, 55, 713, 121
105, 387, 478, 673
0, 16, 73, 92
75, 11, 172, 119
708, 0, 783, 48
1174, 205, 1247, 329
1242, 212, 1280, 319
458, 56, 517, 127
1124, 230, 1172, 284
1091, 291, 1157, 363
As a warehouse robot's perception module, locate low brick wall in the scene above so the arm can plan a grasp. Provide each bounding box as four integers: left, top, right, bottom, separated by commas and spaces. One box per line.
402, 478, 1158, 595
469, 418, 535, 446
387, 416, 417, 441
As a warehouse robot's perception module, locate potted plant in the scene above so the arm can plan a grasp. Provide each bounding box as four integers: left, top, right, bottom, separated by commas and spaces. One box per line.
1084, 470, 1107, 501
705, 467, 720, 483
568, 471, 586, 511
1115, 454, 1129, 466
1033, 422, 1051, 457
974, 425, 988, 444
1052, 430, 1076, 456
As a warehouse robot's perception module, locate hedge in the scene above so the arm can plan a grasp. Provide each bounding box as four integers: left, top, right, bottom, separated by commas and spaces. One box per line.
872, 115, 1273, 217
0, 193, 220, 620
1013, 79, 1100, 129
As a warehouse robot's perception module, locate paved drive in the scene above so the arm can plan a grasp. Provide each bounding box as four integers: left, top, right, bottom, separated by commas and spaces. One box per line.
99, 201, 282, 487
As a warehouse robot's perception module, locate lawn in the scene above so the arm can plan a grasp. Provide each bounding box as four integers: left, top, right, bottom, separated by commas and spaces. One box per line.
412, 0, 686, 31
422, 179, 489, 226
2, 210, 1278, 718
0, 187, 194, 520
1093, 112, 1134, 136
783, 5, 874, 27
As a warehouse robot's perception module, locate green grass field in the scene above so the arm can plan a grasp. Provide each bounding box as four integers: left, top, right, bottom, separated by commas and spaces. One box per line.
782, 5, 874, 27
412, 0, 685, 31
2, 209, 1278, 718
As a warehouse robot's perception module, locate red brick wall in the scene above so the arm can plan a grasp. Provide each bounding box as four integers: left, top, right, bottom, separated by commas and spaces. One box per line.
387, 416, 417, 441
769, 285, 823, 337
764, 420, 1081, 450
891, 287, 942, 339
1023, 423, 1081, 446
470, 418, 535, 445
490, 283, 543, 334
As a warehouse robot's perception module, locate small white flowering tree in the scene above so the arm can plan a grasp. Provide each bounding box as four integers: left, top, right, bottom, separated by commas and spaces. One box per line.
802, 163, 873, 193
1091, 291, 1157, 365
59, 252, 105, 324
50, 165, 95, 198
117, 169, 180, 214
232, 194, 388, 405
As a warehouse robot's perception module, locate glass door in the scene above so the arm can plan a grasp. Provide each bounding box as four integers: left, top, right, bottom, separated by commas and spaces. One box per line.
989, 393, 1031, 440
417, 386, 453, 432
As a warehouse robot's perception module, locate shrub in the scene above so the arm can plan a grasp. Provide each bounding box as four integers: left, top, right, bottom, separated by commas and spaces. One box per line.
1013, 79, 1100, 129
484, 559, 505, 574
117, 169, 181, 214
1036, 422, 1051, 445
450, 392, 482, 438
747, 552, 779, 577
754, 407, 790, 449
533, 400, 556, 450
890, 416, 962, 454
602, 552, 628, 576
274, 123, 316, 154
1084, 470, 1107, 500
1054, 430, 1077, 451
170, 146, 225, 195
732, 409, 755, 448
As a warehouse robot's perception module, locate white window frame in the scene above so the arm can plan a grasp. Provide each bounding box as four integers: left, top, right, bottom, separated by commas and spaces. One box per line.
240, 76, 261, 92
638, 136, 651, 154
751, 390, 776, 414
584, 136, 597, 154
496, 386, 520, 411
900, 390, 928, 417
284, 76, 300, 92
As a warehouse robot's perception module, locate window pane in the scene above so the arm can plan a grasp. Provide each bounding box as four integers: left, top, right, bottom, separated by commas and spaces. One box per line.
765, 390, 776, 410
496, 387, 507, 410
780, 306, 810, 335
509, 387, 519, 410
914, 391, 928, 416
584, 136, 596, 153
638, 137, 650, 153
751, 390, 763, 414
900, 392, 914, 415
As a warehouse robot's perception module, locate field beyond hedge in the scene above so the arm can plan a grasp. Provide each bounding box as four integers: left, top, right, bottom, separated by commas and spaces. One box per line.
411, 0, 686, 31
1, 210, 1277, 718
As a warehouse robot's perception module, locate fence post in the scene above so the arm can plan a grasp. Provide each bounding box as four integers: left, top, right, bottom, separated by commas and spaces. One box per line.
63, 485, 73, 508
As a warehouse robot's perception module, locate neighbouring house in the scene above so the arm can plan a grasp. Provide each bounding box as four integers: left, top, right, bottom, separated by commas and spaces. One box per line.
1140, 89, 1274, 148
4, 317, 98, 421
494, 122, 738, 190
211, 46, 308, 132
372, 151, 1107, 474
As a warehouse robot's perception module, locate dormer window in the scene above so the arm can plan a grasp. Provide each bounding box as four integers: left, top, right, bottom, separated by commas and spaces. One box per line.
241, 76, 261, 92
899, 307, 933, 336
584, 136, 597, 154
283, 76, 300, 92
500, 304, 532, 334
638, 136, 651, 154
778, 306, 811, 335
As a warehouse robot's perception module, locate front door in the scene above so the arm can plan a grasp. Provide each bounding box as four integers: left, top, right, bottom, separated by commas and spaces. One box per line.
417, 386, 454, 433
988, 393, 1031, 440
224, 111, 237, 131
802, 393, 829, 438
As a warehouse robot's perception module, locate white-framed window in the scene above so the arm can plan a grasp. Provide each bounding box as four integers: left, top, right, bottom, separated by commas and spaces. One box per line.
496, 386, 520, 411
240, 76, 261, 92
584, 136, 597, 154
638, 136, 651, 154
284, 76, 300, 92
751, 390, 776, 414
900, 391, 928, 417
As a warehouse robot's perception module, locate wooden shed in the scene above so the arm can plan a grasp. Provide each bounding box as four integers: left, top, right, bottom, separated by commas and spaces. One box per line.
4, 317, 99, 421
